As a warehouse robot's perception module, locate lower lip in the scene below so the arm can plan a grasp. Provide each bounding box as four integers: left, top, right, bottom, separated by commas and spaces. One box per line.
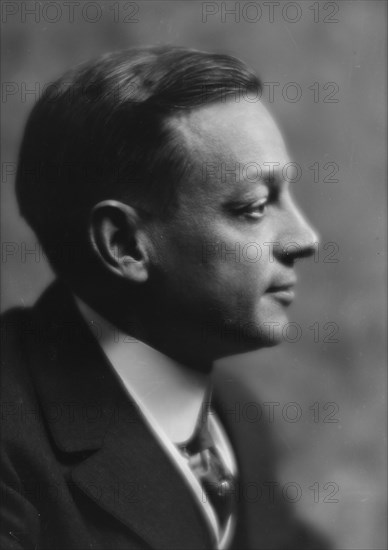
268, 289, 295, 304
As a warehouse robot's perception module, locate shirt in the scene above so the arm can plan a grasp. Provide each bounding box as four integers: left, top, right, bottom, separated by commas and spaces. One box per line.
75, 296, 237, 549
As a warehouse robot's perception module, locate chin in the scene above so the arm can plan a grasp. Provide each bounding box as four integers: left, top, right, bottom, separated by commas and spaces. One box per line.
198, 300, 291, 357
237, 310, 292, 351
242, 323, 285, 349
209, 313, 287, 358
213, 331, 281, 359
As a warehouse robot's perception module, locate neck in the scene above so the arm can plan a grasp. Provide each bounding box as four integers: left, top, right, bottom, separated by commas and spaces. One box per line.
74, 285, 214, 374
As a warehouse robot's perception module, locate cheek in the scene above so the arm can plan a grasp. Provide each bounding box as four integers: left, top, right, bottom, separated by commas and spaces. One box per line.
199, 232, 273, 292
173, 239, 273, 316
153, 217, 275, 311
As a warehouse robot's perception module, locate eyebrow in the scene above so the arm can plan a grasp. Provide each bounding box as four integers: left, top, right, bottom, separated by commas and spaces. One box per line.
222, 169, 286, 204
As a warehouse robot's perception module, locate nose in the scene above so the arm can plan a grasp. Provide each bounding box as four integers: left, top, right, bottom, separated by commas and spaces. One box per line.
277, 200, 320, 264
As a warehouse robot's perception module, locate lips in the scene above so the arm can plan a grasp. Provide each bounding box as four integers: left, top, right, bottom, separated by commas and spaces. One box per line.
266, 282, 296, 305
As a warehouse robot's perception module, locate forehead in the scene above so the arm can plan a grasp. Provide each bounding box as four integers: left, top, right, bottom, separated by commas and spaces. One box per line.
170, 100, 290, 195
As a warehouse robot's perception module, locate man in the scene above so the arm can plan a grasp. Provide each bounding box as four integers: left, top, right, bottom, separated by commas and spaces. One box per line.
1, 46, 330, 549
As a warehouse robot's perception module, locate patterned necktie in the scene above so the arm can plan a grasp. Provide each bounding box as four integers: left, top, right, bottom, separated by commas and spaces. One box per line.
178, 407, 236, 533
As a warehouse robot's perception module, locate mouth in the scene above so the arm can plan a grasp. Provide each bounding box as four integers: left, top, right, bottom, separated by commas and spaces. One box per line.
266, 283, 296, 305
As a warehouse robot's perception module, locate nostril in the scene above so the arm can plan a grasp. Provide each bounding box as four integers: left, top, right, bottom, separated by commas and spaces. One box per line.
280, 240, 316, 264
284, 256, 295, 267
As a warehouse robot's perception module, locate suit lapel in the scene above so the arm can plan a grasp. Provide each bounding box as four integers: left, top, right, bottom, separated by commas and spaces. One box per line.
28, 281, 213, 550
71, 394, 213, 550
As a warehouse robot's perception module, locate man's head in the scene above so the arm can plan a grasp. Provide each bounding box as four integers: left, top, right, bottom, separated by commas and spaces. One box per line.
16, 46, 318, 366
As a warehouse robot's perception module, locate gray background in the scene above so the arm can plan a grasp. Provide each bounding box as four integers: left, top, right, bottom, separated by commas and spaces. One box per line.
1, 1, 386, 548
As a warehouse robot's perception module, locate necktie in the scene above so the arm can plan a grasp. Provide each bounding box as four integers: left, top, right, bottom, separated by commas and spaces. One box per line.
178, 407, 237, 536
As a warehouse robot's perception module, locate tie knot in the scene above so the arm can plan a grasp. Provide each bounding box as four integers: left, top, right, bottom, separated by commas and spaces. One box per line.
178, 411, 237, 535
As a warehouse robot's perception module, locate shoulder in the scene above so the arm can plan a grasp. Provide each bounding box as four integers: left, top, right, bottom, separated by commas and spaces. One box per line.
1, 306, 36, 400
0, 303, 50, 461
0, 307, 42, 550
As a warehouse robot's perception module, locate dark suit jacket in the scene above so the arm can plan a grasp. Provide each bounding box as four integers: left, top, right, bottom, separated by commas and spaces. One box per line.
1, 280, 330, 550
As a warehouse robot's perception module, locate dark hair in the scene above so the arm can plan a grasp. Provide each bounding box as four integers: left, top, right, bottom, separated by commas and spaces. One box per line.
15, 45, 261, 276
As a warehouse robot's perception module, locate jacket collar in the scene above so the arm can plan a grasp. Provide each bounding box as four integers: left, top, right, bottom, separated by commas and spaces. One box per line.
28, 280, 213, 549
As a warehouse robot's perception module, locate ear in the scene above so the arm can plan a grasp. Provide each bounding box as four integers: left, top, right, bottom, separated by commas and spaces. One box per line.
89, 200, 149, 283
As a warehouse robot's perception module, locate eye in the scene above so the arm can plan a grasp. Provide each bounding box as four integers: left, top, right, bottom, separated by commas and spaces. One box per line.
239, 197, 269, 219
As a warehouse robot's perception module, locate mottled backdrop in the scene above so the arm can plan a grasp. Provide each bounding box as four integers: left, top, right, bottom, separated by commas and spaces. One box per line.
1, 1, 386, 548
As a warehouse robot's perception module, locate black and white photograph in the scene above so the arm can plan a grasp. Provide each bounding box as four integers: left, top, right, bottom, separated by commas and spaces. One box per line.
1, 1, 386, 549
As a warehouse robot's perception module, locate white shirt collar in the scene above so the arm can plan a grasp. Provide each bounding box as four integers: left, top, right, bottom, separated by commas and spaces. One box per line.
74, 296, 210, 445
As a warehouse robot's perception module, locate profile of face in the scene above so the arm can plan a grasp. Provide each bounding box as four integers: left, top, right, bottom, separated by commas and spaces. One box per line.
92, 99, 318, 364
140, 100, 319, 359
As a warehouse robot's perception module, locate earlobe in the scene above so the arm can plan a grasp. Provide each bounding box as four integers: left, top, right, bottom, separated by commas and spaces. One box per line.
89, 200, 149, 283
